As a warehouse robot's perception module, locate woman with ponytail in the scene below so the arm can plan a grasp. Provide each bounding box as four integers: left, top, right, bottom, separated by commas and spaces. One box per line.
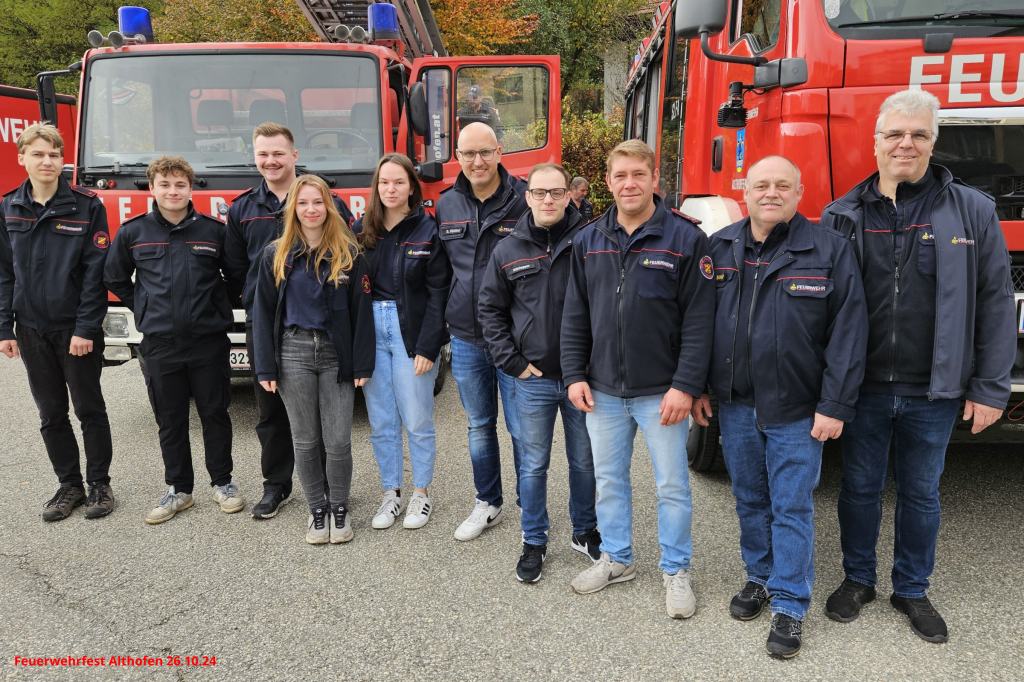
252, 174, 375, 544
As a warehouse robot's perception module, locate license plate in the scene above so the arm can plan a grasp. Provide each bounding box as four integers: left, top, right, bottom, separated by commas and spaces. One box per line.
229, 348, 249, 369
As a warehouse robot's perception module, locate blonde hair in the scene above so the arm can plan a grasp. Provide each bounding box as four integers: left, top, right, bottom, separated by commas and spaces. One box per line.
606, 139, 656, 174
253, 122, 294, 146
272, 175, 360, 288
17, 123, 64, 154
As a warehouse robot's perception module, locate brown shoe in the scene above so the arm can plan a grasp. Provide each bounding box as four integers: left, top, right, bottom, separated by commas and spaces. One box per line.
84, 484, 115, 519
42, 485, 86, 522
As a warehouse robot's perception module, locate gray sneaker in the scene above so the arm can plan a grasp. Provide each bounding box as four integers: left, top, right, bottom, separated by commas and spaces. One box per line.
571, 552, 636, 594
331, 504, 354, 543
664, 568, 697, 619
306, 507, 330, 544
145, 487, 194, 525
212, 481, 244, 513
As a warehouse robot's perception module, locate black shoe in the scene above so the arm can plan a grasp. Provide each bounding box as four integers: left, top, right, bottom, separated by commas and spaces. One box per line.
766, 613, 802, 658
516, 543, 547, 583
730, 581, 770, 620
825, 578, 876, 622
252, 489, 291, 519
890, 594, 948, 643
84, 484, 115, 519
571, 528, 602, 562
42, 485, 86, 522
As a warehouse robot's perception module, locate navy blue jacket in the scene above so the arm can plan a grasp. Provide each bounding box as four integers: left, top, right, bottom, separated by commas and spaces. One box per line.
224, 178, 353, 325
0, 177, 109, 340
354, 206, 452, 360
478, 207, 584, 381
708, 212, 868, 424
252, 243, 375, 384
104, 204, 245, 348
560, 196, 715, 398
820, 165, 1016, 409
435, 165, 529, 346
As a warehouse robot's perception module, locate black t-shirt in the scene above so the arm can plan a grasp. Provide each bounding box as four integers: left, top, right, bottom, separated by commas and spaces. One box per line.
371, 226, 401, 302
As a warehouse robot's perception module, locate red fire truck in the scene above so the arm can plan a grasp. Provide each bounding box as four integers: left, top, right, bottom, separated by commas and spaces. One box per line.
35, 1, 561, 386
622, 0, 1024, 467
0, 85, 76, 194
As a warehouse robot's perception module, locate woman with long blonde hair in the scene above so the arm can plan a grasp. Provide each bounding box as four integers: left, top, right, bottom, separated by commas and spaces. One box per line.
354, 154, 451, 530
252, 174, 375, 545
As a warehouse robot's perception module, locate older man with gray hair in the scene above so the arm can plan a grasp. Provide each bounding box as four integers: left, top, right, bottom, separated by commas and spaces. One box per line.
819, 89, 1016, 643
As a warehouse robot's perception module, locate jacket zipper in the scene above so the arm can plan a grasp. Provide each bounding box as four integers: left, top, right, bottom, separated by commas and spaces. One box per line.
745, 248, 787, 392
887, 196, 904, 382
616, 254, 627, 397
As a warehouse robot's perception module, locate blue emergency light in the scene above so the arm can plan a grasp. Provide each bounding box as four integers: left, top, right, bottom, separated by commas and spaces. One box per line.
118, 6, 154, 42
368, 3, 401, 42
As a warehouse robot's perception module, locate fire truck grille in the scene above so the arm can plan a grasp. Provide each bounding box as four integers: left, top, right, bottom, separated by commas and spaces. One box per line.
1012, 266, 1024, 293
1014, 177, 1024, 194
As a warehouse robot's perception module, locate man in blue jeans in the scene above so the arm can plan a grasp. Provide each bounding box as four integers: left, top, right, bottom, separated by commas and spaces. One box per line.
820, 89, 1016, 643
561, 140, 714, 619
697, 156, 868, 658
479, 162, 600, 583
436, 122, 530, 541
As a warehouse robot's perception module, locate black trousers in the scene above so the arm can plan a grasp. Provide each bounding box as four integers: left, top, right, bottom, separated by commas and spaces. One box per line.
17, 325, 113, 488
141, 334, 233, 494
246, 326, 326, 496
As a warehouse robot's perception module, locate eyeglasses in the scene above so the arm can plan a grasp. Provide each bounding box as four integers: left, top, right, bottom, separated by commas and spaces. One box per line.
528, 188, 568, 200
456, 148, 497, 161
877, 130, 934, 144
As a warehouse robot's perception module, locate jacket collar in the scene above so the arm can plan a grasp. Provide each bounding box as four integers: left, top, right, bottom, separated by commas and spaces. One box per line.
10, 174, 76, 210
249, 178, 289, 212
844, 163, 954, 211
720, 211, 816, 254
594, 194, 666, 243
152, 202, 198, 230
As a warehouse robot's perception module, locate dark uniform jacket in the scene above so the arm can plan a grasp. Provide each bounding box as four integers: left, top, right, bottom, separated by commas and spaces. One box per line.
252, 243, 374, 384
708, 212, 868, 424
478, 207, 584, 381
223, 178, 352, 325
104, 204, 244, 348
435, 165, 529, 347
820, 165, 1015, 409
574, 197, 594, 223
353, 206, 452, 361
560, 196, 715, 399
0, 177, 109, 340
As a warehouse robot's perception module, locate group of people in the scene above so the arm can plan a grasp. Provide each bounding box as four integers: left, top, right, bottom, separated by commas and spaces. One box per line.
0, 88, 1015, 659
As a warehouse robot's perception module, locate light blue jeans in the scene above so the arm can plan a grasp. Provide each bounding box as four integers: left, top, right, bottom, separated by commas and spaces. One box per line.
362, 301, 439, 490
586, 389, 693, 574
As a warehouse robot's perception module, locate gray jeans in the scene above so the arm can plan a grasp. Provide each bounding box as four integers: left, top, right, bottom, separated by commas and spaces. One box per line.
277, 328, 354, 510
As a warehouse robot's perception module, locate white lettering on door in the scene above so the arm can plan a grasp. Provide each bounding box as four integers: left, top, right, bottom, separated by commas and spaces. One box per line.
10, 119, 23, 138
0, 118, 8, 143
991, 54, 1024, 103
147, 197, 154, 212
909, 56, 945, 90
119, 196, 131, 224
949, 54, 985, 103
350, 195, 365, 218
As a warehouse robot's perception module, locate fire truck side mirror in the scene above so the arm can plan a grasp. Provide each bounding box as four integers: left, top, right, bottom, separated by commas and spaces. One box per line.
408, 82, 429, 137
37, 75, 59, 126
416, 161, 444, 184
674, 1, 726, 39
753, 58, 808, 90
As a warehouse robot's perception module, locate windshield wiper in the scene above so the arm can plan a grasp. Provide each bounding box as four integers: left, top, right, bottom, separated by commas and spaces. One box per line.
839, 10, 1024, 28
203, 163, 258, 169
81, 162, 150, 173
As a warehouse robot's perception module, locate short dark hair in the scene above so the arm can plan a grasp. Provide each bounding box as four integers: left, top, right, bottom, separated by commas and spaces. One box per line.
147, 156, 195, 185
527, 163, 571, 188
570, 176, 589, 190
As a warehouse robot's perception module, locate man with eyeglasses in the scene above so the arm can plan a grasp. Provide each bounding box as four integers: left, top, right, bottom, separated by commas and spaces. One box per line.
437, 121, 530, 542
819, 89, 1015, 644
478, 163, 600, 583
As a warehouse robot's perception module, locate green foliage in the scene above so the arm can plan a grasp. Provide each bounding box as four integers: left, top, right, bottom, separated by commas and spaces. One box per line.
0, 0, 162, 95
153, 0, 317, 43
560, 103, 624, 215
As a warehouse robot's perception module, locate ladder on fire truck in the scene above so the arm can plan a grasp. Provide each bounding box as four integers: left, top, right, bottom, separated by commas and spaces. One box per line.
292, 0, 448, 59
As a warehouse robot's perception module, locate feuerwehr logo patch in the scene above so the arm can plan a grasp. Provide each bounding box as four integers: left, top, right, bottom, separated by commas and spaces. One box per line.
362, 274, 371, 294
951, 236, 975, 246
93, 231, 109, 249
790, 282, 827, 292
700, 256, 714, 279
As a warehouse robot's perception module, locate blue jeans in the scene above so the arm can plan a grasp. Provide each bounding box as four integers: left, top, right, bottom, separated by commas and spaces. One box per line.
363, 301, 439, 491
449, 335, 522, 508
515, 375, 597, 546
585, 390, 692, 574
718, 402, 823, 620
838, 393, 959, 598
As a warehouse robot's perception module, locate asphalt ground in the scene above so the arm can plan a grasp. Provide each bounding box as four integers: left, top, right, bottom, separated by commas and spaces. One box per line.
0, 357, 1022, 681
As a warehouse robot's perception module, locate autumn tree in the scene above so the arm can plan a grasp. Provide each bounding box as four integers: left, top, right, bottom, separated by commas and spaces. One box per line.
154, 0, 317, 43
429, 0, 537, 56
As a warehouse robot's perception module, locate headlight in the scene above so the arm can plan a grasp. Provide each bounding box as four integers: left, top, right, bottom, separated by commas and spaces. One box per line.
102, 313, 130, 338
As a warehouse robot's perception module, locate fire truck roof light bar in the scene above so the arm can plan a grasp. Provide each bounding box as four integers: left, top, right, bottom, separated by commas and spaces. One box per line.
118, 7, 155, 43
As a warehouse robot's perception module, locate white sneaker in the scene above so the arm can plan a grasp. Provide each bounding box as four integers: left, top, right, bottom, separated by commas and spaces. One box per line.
330, 504, 354, 543
371, 490, 405, 529
211, 481, 244, 513
403, 491, 432, 529
145, 486, 194, 525
306, 506, 330, 544
664, 568, 697, 619
453, 498, 502, 541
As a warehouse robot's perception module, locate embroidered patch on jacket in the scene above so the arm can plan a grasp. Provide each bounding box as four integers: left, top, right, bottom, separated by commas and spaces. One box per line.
362, 274, 371, 293
789, 282, 827, 293
190, 243, 218, 255
951, 236, 975, 246
407, 248, 432, 257
53, 223, 85, 235
642, 257, 676, 271
699, 255, 714, 279
93, 231, 110, 249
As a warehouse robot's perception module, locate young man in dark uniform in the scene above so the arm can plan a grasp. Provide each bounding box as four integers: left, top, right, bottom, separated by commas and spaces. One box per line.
105, 156, 247, 524
0, 123, 115, 521
223, 123, 352, 519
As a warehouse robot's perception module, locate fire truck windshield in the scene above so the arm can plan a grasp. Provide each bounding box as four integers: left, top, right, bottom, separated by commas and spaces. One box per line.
81, 52, 383, 175
825, 0, 1024, 32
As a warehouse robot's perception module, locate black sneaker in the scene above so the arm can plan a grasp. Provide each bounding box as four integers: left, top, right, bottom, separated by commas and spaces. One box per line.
825, 578, 876, 622
730, 581, 770, 620
42, 485, 86, 522
516, 542, 547, 583
890, 594, 948, 643
251, 489, 291, 519
571, 528, 602, 562
766, 613, 802, 658
84, 484, 115, 519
